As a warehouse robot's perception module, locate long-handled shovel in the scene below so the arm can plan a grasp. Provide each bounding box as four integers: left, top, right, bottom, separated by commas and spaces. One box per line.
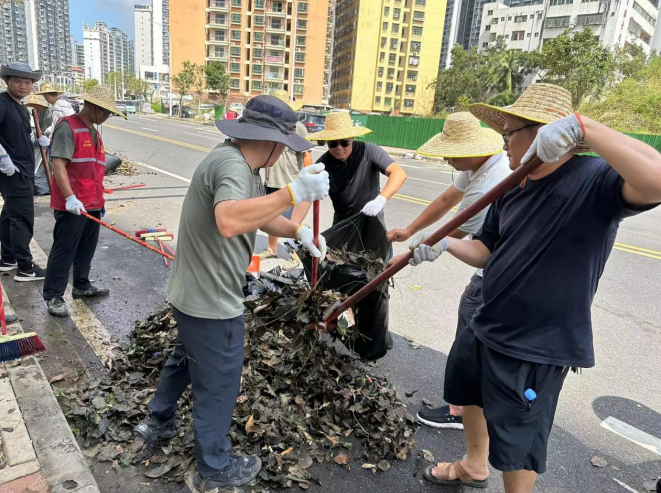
311, 200, 320, 292
324, 156, 545, 323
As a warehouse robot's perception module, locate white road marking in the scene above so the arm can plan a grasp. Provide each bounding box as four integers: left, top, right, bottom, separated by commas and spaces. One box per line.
613, 478, 639, 492
135, 162, 191, 183
601, 416, 661, 457
140, 127, 158, 132
406, 176, 453, 186
184, 131, 220, 140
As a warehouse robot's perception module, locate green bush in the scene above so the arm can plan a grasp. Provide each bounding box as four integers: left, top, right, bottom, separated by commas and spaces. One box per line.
151, 102, 163, 114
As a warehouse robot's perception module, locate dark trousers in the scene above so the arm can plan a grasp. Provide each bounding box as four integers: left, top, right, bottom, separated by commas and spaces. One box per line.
149, 307, 245, 477
0, 192, 35, 271
455, 272, 484, 339
43, 210, 101, 300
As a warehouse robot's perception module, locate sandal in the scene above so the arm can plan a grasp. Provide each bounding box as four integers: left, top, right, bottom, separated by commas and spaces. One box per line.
424, 461, 488, 488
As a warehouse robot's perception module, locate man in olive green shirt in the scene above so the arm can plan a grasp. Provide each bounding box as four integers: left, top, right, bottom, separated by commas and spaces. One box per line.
137, 96, 330, 492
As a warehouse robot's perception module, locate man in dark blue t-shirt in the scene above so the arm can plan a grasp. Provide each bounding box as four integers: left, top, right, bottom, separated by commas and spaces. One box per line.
408, 83, 661, 492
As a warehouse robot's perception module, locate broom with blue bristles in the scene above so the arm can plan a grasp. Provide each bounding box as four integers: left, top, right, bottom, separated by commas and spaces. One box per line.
0, 279, 45, 363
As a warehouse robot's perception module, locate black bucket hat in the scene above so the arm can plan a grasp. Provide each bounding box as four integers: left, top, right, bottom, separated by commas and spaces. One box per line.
0, 62, 43, 83
216, 95, 313, 153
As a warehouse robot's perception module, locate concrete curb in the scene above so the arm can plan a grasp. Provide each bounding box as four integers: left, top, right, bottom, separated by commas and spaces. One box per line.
0, 285, 100, 493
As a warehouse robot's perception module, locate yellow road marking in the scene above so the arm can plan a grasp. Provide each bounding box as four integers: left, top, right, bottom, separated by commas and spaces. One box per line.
106, 123, 660, 261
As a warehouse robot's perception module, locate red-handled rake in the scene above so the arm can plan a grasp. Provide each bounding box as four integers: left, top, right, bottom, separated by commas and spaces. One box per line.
0, 279, 45, 363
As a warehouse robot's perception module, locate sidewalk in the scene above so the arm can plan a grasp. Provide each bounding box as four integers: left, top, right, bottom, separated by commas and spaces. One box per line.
0, 275, 99, 492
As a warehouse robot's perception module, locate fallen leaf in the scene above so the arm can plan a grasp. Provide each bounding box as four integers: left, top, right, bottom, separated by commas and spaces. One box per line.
418, 449, 435, 463
143, 463, 173, 478
362, 463, 377, 469
334, 453, 350, 465
279, 446, 294, 456
245, 415, 261, 434
405, 390, 418, 398
422, 399, 434, 408
410, 285, 422, 291
591, 456, 608, 468
49, 374, 66, 384
298, 455, 313, 470
404, 335, 414, 343
378, 460, 391, 471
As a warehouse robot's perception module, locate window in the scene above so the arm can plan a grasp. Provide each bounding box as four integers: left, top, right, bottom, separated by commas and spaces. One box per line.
389, 53, 396, 63
387, 68, 395, 78
377, 81, 383, 90
487, 9, 493, 15
214, 47, 226, 58
253, 32, 264, 42
410, 41, 421, 51
231, 0, 241, 6
231, 46, 241, 56
270, 34, 282, 46
501, 17, 505, 21
390, 39, 398, 49
413, 11, 424, 21
633, 2, 656, 26
296, 35, 306, 46
254, 47, 263, 57
231, 13, 241, 24
384, 97, 392, 107
392, 23, 399, 32
252, 80, 262, 90
294, 84, 304, 95
297, 19, 307, 29
230, 62, 240, 72
404, 99, 414, 108
511, 30, 525, 40
215, 13, 227, 24
295, 52, 305, 62
375, 96, 381, 104
385, 6, 390, 15
407, 70, 418, 80
298, 2, 308, 13
251, 63, 262, 74
271, 1, 284, 12
254, 15, 264, 25
535, 32, 539, 37
514, 15, 527, 22
394, 8, 401, 18
405, 84, 415, 94
231, 78, 240, 89
491, 18, 498, 24
581, 0, 598, 2
383, 22, 389, 32
378, 67, 384, 77
381, 36, 387, 47
485, 24, 491, 31
508, 16, 512, 20
549, 0, 573, 5
415, 0, 426, 5
254, 0, 265, 8
409, 55, 420, 66
545, 15, 570, 27
412, 26, 423, 36
294, 68, 305, 78
215, 30, 226, 41
270, 18, 284, 29
231, 30, 241, 40
527, 32, 531, 37
380, 52, 386, 61
386, 82, 394, 92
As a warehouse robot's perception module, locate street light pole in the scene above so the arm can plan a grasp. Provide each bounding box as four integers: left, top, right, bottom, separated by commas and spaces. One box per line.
290, 0, 298, 101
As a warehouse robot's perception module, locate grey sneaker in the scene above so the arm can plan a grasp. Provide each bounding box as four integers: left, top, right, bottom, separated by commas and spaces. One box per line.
417, 405, 464, 430
192, 455, 262, 490
135, 415, 179, 442
47, 297, 69, 317
72, 285, 110, 299
0, 260, 17, 272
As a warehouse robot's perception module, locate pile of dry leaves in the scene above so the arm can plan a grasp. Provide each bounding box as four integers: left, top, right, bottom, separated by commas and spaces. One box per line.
56, 277, 417, 489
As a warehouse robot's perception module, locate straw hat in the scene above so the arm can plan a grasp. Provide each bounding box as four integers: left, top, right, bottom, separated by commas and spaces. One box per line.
272, 89, 304, 112
306, 112, 371, 141
25, 94, 49, 108
35, 82, 64, 96
469, 83, 589, 152
417, 112, 503, 158
82, 85, 127, 119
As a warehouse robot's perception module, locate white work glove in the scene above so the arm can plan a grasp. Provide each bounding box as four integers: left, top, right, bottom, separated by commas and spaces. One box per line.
0, 154, 19, 176
361, 195, 387, 216
38, 135, 51, 147
287, 163, 330, 205
297, 226, 327, 263
522, 113, 584, 165
408, 233, 449, 267
65, 195, 87, 215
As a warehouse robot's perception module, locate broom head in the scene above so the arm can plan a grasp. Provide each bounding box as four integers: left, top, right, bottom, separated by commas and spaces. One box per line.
0, 332, 45, 363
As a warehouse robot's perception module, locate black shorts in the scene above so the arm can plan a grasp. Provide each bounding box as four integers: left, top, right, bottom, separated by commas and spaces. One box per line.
455, 273, 483, 339
444, 328, 569, 474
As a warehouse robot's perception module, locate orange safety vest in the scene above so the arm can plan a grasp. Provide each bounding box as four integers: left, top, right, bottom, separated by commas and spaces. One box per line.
50, 114, 106, 211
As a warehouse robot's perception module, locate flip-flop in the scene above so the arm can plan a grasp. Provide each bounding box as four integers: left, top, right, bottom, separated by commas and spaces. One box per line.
424, 461, 488, 488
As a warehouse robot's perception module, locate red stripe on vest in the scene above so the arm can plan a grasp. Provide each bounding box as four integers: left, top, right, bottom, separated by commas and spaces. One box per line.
50, 114, 106, 211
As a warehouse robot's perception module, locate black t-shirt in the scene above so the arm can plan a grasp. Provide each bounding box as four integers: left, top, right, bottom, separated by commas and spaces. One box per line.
472, 155, 657, 368
317, 142, 394, 225
0, 92, 35, 196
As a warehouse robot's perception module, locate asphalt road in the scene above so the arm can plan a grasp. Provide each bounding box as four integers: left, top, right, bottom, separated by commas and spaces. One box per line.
6, 113, 660, 493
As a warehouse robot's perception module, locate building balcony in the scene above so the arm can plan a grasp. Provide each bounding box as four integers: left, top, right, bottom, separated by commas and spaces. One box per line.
267, 3, 287, 16
265, 54, 285, 63
267, 21, 286, 31
206, 53, 229, 61
264, 72, 283, 80
207, 1, 229, 12
207, 20, 229, 28
206, 38, 229, 45
266, 39, 285, 48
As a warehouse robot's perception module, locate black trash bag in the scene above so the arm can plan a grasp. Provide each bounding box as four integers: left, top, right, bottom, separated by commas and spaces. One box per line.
104, 153, 122, 175
302, 213, 391, 360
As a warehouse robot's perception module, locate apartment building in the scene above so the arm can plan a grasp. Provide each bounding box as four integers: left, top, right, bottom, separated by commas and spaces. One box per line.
83, 22, 135, 84
170, 0, 331, 105
478, 0, 658, 55
652, 5, 661, 53
330, 0, 445, 115
134, 1, 170, 95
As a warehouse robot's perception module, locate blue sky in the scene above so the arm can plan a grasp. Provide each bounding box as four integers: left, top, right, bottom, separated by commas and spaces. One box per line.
69, 0, 150, 42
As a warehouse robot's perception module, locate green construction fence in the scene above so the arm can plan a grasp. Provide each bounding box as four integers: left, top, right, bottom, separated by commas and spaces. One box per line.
349, 115, 661, 153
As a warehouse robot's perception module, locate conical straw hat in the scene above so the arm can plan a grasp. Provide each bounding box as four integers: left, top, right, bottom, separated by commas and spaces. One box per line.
272, 89, 304, 112
35, 82, 65, 96
25, 94, 49, 108
417, 112, 503, 158
82, 85, 127, 119
469, 83, 589, 152
306, 112, 371, 141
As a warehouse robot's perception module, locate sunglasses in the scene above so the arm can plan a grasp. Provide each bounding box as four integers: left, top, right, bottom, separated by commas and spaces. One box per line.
327, 139, 351, 149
